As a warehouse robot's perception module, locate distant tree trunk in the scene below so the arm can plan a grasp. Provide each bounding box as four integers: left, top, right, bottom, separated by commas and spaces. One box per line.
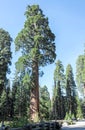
30, 60, 39, 121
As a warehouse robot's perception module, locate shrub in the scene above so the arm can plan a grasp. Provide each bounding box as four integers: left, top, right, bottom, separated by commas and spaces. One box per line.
9, 117, 29, 128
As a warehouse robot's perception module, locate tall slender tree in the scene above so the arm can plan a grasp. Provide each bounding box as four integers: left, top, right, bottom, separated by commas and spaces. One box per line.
76, 55, 85, 96
0, 28, 12, 95
15, 5, 56, 121
66, 64, 77, 116
76, 51, 85, 118
52, 60, 65, 119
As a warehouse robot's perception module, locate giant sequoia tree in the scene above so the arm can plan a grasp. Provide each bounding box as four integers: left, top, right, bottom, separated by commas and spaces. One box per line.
15, 5, 56, 121
0, 28, 12, 95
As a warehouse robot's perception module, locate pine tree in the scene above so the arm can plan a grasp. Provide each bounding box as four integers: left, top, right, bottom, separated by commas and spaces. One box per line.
15, 5, 56, 121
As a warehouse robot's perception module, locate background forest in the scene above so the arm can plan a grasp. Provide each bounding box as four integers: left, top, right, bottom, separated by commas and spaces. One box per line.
0, 3, 85, 126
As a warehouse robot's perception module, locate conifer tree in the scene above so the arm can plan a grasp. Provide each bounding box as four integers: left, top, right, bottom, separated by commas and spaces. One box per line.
39, 85, 51, 120
12, 73, 30, 118
0, 28, 12, 95
76, 54, 85, 96
15, 5, 56, 121
66, 64, 77, 116
52, 60, 65, 119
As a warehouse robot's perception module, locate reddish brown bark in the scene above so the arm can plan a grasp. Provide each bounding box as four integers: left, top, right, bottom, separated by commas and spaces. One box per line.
30, 60, 39, 121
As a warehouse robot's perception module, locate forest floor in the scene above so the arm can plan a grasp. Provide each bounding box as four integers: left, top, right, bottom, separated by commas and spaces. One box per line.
61, 120, 85, 130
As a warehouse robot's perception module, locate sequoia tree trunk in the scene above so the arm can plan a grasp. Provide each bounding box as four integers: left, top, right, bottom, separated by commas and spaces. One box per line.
30, 60, 39, 121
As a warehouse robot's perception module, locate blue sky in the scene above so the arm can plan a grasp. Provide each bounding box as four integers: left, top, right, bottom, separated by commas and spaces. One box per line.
0, 0, 85, 97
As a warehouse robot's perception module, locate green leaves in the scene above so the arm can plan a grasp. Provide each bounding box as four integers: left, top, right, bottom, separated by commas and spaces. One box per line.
0, 28, 12, 94
15, 4, 56, 68
65, 64, 77, 116
76, 55, 85, 86
54, 60, 64, 82
14, 4, 56, 120
39, 85, 51, 120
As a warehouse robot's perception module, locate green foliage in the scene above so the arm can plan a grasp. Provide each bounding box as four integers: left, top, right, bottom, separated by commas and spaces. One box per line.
9, 70, 30, 118
12, 75, 30, 118
0, 28, 12, 94
65, 112, 70, 120
54, 60, 65, 83
76, 54, 85, 96
64, 112, 75, 125
52, 60, 65, 119
0, 90, 7, 120
76, 97, 83, 119
0, 84, 12, 121
9, 117, 29, 128
65, 112, 74, 120
76, 55, 85, 84
15, 4, 56, 68
66, 64, 77, 115
14, 4, 56, 120
39, 86, 51, 120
